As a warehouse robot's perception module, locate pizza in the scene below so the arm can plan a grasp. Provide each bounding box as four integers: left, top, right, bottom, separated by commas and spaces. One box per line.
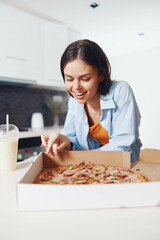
34, 163, 146, 185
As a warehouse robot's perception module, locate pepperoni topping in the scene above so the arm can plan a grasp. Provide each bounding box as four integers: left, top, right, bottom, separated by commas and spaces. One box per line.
40, 175, 52, 181
63, 172, 75, 177
34, 163, 146, 185
47, 172, 58, 177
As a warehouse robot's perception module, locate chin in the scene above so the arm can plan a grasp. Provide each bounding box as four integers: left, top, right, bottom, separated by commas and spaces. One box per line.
75, 99, 86, 104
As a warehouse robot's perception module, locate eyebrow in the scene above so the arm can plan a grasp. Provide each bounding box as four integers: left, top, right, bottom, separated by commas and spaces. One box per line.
64, 73, 91, 78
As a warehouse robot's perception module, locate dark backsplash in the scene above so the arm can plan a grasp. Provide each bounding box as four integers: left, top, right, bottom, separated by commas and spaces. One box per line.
0, 83, 67, 128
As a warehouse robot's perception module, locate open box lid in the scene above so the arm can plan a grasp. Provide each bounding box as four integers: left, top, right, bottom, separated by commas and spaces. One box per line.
42, 150, 130, 169
131, 148, 160, 182
139, 148, 160, 163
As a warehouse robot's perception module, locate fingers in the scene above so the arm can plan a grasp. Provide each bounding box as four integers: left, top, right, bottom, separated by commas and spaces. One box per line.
46, 133, 60, 154
41, 133, 70, 157
49, 147, 56, 158
52, 143, 58, 154
50, 142, 66, 158
55, 140, 69, 152
41, 134, 56, 154
41, 135, 48, 147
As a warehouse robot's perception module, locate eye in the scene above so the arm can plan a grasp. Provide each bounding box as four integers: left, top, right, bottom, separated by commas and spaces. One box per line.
82, 78, 90, 82
65, 78, 73, 82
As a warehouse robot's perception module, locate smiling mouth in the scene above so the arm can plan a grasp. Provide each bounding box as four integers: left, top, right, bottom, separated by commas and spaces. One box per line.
74, 92, 87, 96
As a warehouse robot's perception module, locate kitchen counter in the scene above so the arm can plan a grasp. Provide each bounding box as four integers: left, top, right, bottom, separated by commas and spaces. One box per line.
19, 126, 63, 138
0, 158, 160, 240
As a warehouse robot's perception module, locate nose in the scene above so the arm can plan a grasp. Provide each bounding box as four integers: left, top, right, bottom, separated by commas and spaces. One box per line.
73, 79, 81, 90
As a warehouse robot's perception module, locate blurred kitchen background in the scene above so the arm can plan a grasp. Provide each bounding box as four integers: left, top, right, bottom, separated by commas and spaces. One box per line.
0, 83, 67, 128
0, 0, 160, 150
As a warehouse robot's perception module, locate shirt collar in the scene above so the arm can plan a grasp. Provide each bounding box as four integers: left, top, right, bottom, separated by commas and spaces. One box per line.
75, 103, 88, 123
100, 92, 116, 110
74, 92, 115, 123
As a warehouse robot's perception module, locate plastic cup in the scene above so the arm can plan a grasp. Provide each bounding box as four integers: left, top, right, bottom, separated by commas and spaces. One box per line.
0, 124, 19, 171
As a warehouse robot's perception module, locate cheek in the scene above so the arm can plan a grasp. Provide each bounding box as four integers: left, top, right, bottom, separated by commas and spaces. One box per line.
65, 82, 72, 92
90, 80, 99, 91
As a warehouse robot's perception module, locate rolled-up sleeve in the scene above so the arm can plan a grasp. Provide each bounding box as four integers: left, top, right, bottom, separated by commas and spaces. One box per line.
100, 82, 141, 153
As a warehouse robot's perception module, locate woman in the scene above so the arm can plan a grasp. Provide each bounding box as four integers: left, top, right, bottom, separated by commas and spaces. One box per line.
41, 39, 142, 162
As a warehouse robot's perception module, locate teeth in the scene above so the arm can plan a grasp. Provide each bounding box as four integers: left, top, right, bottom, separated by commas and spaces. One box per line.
75, 92, 85, 96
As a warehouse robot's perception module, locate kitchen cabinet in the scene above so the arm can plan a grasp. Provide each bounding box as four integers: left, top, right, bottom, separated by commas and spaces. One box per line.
43, 20, 68, 88
0, 2, 44, 83
42, 24, 81, 88
0, 2, 80, 88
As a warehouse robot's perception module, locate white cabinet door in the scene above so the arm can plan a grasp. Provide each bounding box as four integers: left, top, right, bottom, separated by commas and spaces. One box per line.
0, 2, 44, 83
68, 28, 81, 44
44, 20, 68, 88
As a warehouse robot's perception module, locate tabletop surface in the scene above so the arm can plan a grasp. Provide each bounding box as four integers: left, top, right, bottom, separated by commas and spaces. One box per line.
0, 157, 160, 240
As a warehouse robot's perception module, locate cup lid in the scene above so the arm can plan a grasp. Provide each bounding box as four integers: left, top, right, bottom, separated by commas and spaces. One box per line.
0, 124, 19, 141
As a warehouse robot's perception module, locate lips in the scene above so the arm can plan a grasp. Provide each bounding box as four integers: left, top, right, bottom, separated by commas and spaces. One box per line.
74, 92, 87, 96
74, 92, 87, 100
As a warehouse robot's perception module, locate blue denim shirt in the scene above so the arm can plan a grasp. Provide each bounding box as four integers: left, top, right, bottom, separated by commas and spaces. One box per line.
61, 81, 142, 162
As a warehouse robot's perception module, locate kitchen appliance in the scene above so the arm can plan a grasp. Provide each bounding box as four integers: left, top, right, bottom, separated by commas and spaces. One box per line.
31, 112, 44, 130
18, 136, 45, 161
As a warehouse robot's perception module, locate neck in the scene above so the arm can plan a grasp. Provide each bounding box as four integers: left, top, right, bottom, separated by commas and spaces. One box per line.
84, 98, 101, 126
86, 93, 100, 110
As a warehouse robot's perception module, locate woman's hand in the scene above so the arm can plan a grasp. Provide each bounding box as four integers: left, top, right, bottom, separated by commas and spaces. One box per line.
41, 132, 71, 157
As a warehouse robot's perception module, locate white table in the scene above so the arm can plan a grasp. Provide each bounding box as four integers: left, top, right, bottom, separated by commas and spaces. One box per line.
0, 158, 160, 240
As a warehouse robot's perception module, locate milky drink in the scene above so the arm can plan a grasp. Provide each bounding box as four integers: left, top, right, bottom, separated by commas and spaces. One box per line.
0, 140, 18, 171
0, 124, 19, 171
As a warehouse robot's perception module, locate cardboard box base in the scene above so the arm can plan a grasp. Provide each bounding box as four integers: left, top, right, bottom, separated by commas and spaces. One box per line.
17, 182, 160, 211
17, 150, 160, 211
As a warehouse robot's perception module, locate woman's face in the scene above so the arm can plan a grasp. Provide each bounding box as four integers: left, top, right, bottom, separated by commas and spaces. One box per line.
64, 59, 103, 105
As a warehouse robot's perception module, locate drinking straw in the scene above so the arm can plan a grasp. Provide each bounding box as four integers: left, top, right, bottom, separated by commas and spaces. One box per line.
6, 114, 9, 133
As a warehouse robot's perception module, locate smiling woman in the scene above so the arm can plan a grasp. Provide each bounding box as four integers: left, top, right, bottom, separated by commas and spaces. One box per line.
41, 39, 142, 163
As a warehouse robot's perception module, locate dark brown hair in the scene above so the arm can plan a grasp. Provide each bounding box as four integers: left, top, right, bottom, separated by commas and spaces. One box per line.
60, 39, 112, 95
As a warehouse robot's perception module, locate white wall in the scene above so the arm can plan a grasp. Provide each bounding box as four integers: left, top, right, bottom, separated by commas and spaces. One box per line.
109, 46, 160, 149
82, 23, 160, 149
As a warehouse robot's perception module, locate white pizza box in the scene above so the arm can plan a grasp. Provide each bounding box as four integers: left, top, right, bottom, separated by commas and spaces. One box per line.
17, 149, 160, 211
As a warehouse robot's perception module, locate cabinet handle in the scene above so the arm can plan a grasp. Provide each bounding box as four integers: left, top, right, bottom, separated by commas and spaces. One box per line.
6, 56, 27, 62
